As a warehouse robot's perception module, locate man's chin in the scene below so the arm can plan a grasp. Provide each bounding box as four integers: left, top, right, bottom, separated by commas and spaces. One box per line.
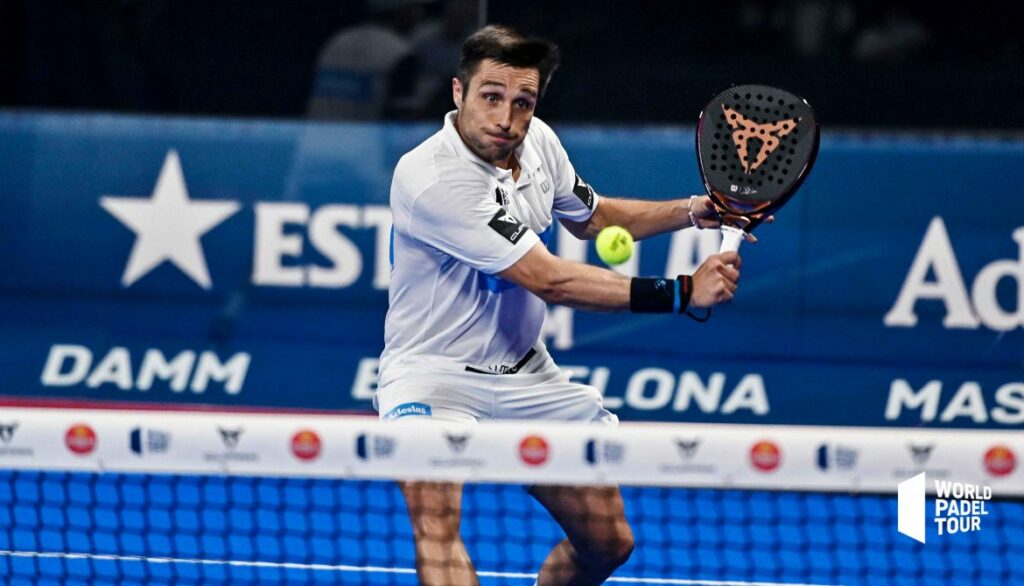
472, 143, 513, 165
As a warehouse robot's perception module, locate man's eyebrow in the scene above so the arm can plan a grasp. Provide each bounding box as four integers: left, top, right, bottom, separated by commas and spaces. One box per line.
478, 80, 538, 97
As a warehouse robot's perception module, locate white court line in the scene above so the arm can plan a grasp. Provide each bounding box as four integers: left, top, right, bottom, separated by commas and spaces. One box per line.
0, 550, 840, 586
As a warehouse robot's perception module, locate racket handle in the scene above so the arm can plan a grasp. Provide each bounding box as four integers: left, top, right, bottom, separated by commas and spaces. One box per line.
718, 225, 745, 254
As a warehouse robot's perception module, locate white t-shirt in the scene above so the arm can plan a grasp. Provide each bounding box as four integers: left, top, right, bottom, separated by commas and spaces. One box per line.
379, 111, 598, 383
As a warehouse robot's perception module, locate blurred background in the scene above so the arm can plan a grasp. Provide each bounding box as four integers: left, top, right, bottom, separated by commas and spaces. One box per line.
1, 0, 1022, 424
2, 0, 1022, 129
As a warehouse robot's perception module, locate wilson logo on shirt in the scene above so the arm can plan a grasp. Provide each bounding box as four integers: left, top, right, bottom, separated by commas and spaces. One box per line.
488, 208, 527, 244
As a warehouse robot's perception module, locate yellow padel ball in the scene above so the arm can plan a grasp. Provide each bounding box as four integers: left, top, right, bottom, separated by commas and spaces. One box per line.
596, 225, 634, 266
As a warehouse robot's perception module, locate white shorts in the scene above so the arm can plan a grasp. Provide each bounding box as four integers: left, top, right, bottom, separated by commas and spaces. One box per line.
374, 350, 617, 425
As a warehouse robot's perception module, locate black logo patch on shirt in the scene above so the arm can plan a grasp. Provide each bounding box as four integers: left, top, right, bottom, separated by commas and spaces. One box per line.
488, 208, 527, 244
572, 174, 595, 209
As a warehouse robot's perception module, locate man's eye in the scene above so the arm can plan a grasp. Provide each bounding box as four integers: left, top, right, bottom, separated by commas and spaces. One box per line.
515, 99, 534, 109
483, 94, 499, 102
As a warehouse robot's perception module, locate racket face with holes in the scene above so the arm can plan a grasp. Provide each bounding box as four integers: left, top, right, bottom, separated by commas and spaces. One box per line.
697, 84, 819, 228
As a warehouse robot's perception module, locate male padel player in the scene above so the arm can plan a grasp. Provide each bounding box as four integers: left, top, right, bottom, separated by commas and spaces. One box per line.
378, 25, 748, 586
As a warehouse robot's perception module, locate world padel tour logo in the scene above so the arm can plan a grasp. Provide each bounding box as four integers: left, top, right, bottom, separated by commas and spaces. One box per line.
898, 473, 993, 543
291, 430, 322, 461
984, 445, 1016, 477
65, 424, 97, 455
519, 435, 550, 466
750, 440, 781, 472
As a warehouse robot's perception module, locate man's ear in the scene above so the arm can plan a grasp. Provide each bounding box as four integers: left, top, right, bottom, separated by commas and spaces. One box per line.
452, 77, 463, 109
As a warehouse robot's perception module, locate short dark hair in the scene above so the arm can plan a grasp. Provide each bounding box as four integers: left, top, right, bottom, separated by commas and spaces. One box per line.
457, 25, 561, 97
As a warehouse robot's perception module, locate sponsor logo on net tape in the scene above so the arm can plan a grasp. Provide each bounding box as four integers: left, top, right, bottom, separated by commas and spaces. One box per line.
355, 433, 396, 461
519, 435, 550, 467
816, 443, 859, 472
658, 438, 716, 475
0, 422, 33, 458
984, 445, 1016, 477
130, 427, 171, 456
892, 443, 952, 480
584, 438, 626, 466
203, 427, 258, 463
431, 432, 485, 468
750, 440, 782, 473
65, 424, 97, 456
291, 429, 322, 461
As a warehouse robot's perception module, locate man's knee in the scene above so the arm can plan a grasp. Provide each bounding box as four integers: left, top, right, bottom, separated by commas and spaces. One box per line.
400, 481, 464, 543
578, 529, 634, 574
408, 512, 462, 542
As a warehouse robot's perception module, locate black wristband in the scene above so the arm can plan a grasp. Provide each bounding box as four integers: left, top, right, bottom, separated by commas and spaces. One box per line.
630, 276, 692, 314
676, 275, 693, 314
629, 278, 673, 313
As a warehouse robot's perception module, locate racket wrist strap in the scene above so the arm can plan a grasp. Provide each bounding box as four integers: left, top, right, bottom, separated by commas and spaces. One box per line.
629, 276, 693, 314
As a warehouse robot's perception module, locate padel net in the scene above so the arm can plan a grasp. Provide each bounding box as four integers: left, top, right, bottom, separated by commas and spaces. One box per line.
1, 407, 1021, 585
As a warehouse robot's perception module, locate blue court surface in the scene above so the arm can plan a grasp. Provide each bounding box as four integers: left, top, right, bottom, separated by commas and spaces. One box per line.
1, 470, 1021, 586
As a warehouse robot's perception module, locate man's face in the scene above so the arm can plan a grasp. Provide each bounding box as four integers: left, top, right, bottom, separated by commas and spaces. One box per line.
453, 59, 540, 168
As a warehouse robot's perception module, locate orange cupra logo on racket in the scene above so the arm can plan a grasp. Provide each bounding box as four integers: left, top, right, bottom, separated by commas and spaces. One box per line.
722, 104, 798, 174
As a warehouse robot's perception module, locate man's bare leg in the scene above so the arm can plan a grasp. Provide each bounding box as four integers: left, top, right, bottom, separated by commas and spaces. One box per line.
528, 485, 634, 586
400, 480, 480, 586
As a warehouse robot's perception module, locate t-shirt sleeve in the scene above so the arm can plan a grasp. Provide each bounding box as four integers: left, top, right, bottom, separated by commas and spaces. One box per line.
408, 174, 540, 274
544, 124, 600, 221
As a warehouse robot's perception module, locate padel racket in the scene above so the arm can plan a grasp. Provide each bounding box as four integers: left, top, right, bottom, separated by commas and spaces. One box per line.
696, 84, 819, 253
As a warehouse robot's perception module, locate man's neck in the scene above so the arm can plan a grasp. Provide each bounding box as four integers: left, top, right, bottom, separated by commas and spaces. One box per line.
506, 152, 521, 180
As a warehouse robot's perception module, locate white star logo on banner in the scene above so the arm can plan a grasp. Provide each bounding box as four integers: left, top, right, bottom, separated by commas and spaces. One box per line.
100, 150, 240, 289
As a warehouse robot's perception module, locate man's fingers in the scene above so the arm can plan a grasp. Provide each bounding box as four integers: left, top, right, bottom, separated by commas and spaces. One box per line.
716, 264, 740, 284
717, 251, 741, 269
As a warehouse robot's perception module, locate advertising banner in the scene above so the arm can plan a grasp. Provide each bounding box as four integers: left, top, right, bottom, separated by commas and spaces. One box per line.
1, 113, 1021, 427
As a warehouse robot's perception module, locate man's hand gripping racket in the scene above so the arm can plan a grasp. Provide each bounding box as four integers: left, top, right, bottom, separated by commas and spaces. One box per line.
697, 85, 820, 255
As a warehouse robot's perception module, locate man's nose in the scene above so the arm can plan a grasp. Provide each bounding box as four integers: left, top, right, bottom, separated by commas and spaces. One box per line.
495, 104, 512, 131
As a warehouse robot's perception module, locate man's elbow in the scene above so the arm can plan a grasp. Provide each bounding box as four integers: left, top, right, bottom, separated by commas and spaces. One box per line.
522, 264, 572, 305
534, 278, 572, 305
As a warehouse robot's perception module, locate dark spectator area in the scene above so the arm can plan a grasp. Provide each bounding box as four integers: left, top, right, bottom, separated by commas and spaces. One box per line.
1, 0, 1021, 130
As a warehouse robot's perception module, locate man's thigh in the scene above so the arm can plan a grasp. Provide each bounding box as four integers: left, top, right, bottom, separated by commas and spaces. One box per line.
400, 480, 466, 539
527, 484, 633, 558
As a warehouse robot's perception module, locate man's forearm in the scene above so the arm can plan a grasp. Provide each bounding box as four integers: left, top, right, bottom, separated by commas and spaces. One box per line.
580, 196, 700, 240
539, 256, 632, 312
499, 245, 633, 312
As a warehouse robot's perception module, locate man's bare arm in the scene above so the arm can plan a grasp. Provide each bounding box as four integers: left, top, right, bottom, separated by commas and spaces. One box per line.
499, 242, 740, 311
499, 243, 631, 312
561, 196, 714, 240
